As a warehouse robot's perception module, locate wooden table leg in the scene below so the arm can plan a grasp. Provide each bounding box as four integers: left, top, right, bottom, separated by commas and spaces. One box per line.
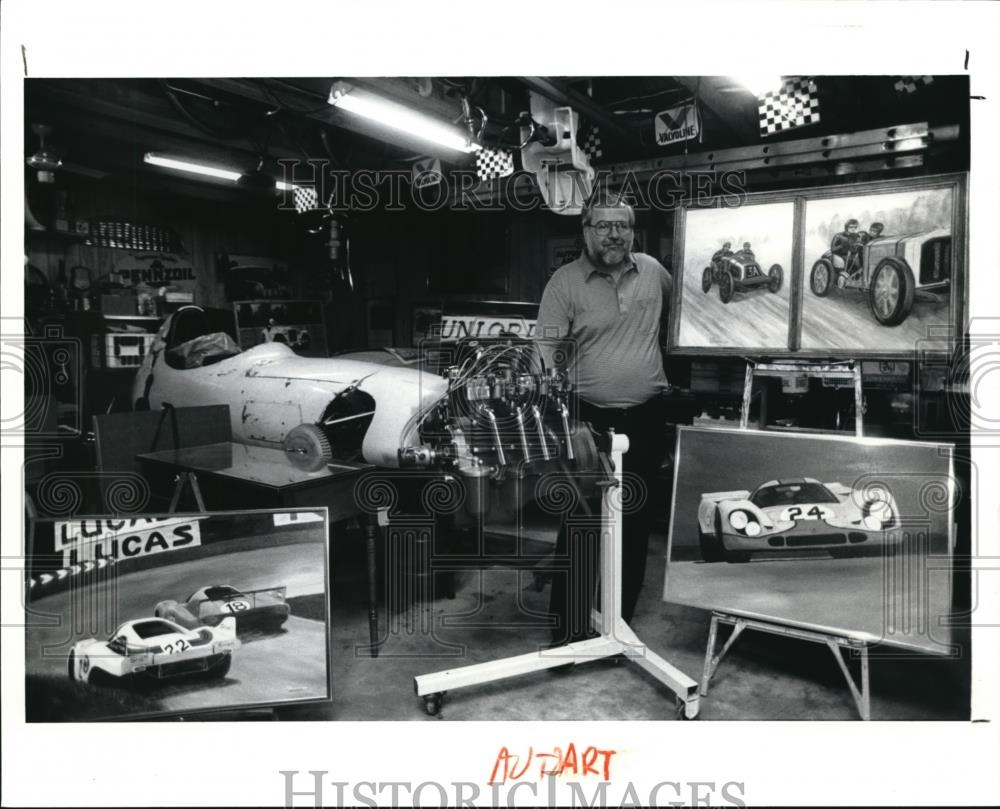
360, 515, 380, 658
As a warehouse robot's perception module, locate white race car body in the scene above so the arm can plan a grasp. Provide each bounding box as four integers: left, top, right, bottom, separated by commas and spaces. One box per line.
697, 477, 900, 561
132, 311, 448, 467
69, 617, 240, 683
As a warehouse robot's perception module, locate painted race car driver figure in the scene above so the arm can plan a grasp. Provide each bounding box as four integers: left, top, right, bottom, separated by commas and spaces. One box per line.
535, 190, 673, 646
861, 221, 885, 245
712, 241, 734, 263
830, 218, 863, 270
732, 241, 756, 266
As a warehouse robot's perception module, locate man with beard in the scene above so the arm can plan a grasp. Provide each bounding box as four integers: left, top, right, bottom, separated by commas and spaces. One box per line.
535, 191, 673, 651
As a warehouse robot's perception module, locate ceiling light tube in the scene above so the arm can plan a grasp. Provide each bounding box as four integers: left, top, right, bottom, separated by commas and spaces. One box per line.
144, 152, 242, 182
328, 82, 480, 153
145, 152, 302, 192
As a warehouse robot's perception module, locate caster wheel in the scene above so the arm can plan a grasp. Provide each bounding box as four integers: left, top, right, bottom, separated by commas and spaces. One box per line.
675, 697, 699, 720
423, 693, 444, 716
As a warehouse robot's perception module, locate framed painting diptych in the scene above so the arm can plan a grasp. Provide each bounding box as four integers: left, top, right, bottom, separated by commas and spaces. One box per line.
669, 174, 965, 357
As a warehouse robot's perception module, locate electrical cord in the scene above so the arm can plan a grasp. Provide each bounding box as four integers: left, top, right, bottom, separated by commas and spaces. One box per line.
159, 80, 247, 141
260, 81, 334, 116
605, 85, 689, 109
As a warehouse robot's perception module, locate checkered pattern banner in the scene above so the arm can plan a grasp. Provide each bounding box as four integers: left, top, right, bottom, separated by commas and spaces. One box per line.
894, 75, 934, 94
580, 124, 603, 161
475, 147, 515, 182
292, 185, 319, 213
758, 78, 821, 137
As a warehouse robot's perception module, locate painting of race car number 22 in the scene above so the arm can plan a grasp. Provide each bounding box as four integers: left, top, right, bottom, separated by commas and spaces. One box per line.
664, 427, 957, 658
24, 508, 330, 721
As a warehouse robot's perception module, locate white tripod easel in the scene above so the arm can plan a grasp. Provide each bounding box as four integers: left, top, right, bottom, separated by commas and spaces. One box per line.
414, 432, 701, 718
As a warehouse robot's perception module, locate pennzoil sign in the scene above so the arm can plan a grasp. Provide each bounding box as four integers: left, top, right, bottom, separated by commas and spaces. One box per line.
116, 253, 196, 287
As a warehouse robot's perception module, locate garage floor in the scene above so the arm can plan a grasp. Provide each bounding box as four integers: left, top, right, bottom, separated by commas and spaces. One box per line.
288, 526, 969, 722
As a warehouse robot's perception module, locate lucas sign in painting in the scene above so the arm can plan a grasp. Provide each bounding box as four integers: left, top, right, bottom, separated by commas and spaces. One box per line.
664, 427, 957, 659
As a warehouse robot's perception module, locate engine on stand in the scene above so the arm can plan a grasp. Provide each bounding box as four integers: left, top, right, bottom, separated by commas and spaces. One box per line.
399, 339, 605, 519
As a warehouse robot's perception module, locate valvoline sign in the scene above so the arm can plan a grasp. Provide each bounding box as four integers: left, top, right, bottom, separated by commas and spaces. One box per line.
655, 101, 701, 146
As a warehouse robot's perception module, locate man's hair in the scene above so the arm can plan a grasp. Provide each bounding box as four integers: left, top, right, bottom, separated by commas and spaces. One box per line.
869, 222, 884, 234
581, 189, 636, 227
845, 218, 859, 229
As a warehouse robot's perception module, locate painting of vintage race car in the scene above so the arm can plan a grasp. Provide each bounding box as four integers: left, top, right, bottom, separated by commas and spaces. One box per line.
154, 584, 290, 631
702, 244, 783, 303
68, 617, 240, 685
697, 477, 900, 562
132, 306, 448, 469
809, 227, 952, 327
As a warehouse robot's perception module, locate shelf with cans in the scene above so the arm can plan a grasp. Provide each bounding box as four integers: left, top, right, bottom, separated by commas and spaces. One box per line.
81, 218, 185, 253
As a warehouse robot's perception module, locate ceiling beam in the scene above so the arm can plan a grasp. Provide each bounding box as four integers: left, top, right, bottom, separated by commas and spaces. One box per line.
25, 104, 289, 178
672, 77, 760, 143
519, 77, 632, 142
30, 81, 266, 149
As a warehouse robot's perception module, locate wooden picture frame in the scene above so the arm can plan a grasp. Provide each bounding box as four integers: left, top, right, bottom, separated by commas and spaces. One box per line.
668, 173, 967, 358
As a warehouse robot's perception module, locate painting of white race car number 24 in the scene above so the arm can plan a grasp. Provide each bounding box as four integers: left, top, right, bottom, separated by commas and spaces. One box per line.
664, 427, 957, 656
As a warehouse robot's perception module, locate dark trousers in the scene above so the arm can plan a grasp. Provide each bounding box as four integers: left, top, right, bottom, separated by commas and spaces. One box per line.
548, 395, 668, 644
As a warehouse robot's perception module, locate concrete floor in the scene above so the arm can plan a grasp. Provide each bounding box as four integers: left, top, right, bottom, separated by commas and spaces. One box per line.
286, 527, 969, 722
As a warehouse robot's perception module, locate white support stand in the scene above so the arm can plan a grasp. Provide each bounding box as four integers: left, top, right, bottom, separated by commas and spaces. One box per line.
413, 433, 701, 719
701, 611, 871, 720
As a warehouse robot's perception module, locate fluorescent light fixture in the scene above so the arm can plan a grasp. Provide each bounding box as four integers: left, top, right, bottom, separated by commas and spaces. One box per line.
328, 82, 480, 153
733, 74, 786, 97
144, 152, 241, 182
144, 152, 302, 192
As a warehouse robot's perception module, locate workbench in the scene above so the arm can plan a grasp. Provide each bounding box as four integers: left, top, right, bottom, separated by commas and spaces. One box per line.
136, 441, 383, 655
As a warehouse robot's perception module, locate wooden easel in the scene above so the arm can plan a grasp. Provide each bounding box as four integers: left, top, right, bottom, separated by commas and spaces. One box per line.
699, 360, 874, 719
740, 360, 864, 436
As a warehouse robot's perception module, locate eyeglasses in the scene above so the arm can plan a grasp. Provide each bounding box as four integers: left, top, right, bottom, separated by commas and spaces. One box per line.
587, 221, 633, 236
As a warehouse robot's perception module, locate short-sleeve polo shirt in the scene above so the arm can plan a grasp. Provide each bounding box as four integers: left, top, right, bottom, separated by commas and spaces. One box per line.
535, 250, 672, 408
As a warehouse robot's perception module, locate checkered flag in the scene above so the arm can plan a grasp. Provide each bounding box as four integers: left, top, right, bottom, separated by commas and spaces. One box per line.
894, 75, 934, 94
758, 78, 821, 137
580, 124, 603, 161
475, 146, 515, 182
292, 185, 319, 213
